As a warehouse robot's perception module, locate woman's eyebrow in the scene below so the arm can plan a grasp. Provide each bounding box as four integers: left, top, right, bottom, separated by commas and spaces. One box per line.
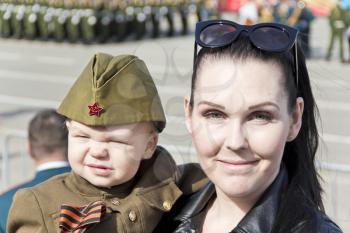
248, 102, 280, 111
197, 101, 225, 110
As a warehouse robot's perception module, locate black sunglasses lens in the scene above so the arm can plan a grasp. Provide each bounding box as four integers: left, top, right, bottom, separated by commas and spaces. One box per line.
200, 24, 237, 46
251, 27, 290, 51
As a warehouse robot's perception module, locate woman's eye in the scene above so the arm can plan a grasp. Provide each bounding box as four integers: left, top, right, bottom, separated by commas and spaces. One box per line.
250, 111, 273, 121
202, 110, 225, 119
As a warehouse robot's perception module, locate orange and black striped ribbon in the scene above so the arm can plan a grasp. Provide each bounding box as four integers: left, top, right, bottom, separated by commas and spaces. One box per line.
59, 201, 106, 233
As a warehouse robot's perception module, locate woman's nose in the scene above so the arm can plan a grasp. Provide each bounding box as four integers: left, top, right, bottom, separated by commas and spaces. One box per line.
225, 122, 248, 151
89, 141, 108, 159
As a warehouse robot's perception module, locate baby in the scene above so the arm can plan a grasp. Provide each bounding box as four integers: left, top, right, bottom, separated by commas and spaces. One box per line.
7, 53, 205, 233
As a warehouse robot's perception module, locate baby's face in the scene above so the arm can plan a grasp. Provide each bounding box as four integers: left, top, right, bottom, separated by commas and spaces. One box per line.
66, 120, 157, 188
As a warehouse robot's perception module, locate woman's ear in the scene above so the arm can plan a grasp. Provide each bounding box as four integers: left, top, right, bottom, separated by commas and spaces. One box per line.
184, 96, 193, 134
143, 132, 158, 159
287, 97, 304, 142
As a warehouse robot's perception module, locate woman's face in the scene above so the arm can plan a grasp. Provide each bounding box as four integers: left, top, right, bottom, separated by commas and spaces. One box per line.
185, 57, 303, 201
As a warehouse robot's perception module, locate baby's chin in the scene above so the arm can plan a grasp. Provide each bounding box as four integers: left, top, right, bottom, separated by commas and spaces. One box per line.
87, 178, 117, 188
79, 172, 118, 188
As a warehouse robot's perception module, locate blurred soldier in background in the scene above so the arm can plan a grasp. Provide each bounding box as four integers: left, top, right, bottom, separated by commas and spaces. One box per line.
288, 0, 314, 58
197, 0, 214, 22
65, 0, 80, 43
79, 0, 97, 43
149, 0, 160, 37
50, 0, 66, 41
133, 0, 148, 39
326, 1, 346, 62
113, 0, 128, 41
0, 1, 13, 37
273, 0, 314, 58
0, 109, 70, 233
23, 0, 40, 39
178, 0, 188, 35
11, 1, 25, 38
341, 0, 350, 62
37, 0, 52, 40
94, 0, 111, 42
273, 0, 293, 25
164, 0, 176, 36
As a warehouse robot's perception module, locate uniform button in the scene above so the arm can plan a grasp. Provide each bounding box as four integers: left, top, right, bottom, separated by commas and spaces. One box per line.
128, 210, 137, 222
162, 201, 172, 211
111, 198, 120, 206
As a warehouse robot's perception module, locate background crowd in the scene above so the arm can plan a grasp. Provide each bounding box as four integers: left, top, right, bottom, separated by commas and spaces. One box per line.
1, 0, 350, 62
0, 0, 217, 42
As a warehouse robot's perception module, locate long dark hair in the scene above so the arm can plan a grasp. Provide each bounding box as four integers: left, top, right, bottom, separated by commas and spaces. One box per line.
190, 35, 323, 231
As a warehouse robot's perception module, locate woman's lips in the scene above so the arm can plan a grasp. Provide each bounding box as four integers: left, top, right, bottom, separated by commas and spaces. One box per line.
87, 164, 113, 176
216, 159, 259, 173
217, 160, 259, 166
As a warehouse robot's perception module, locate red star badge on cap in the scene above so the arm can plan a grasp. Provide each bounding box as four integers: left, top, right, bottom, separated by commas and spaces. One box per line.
88, 103, 103, 116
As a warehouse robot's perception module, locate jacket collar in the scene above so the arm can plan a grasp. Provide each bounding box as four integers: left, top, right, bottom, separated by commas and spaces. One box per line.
174, 181, 215, 221
174, 165, 288, 233
234, 166, 288, 233
35, 166, 71, 180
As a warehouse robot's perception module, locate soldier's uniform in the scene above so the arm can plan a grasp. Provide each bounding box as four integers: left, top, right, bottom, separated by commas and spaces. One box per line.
79, 0, 97, 43
148, 0, 160, 38
326, 3, 346, 62
164, 0, 175, 36
65, 0, 80, 43
133, 0, 147, 40
23, 0, 39, 39
341, 4, 350, 62
51, 0, 66, 41
95, 0, 113, 42
7, 53, 207, 233
11, 2, 26, 38
37, 0, 52, 40
0, 3, 10, 37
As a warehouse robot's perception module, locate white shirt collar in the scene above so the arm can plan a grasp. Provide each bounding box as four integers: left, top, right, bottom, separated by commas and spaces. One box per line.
36, 161, 70, 172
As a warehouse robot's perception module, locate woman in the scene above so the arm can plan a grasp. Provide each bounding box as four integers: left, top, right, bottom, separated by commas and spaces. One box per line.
155, 20, 343, 233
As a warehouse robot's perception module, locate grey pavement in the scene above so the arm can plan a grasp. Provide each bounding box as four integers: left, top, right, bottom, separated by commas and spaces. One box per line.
0, 16, 350, 231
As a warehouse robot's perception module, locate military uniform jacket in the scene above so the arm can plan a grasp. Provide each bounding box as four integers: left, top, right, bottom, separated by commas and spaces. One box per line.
0, 166, 71, 233
7, 146, 206, 233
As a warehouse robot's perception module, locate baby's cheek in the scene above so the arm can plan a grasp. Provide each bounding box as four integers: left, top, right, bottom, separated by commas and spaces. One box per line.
68, 145, 85, 165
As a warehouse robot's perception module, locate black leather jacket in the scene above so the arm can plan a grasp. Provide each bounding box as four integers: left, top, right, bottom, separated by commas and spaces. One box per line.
155, 167, 343, 233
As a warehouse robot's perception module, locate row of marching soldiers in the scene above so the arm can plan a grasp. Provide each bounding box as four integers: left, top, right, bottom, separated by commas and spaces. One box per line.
0, 0, 217, 43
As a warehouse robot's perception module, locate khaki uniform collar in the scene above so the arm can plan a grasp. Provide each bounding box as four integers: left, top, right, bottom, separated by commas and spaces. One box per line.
65, 171, 136, 198
64, 146, 182, 212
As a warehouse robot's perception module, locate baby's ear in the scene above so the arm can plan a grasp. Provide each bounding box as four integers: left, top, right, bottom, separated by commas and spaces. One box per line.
65, 120, 71, 129
143, 132, 158, 159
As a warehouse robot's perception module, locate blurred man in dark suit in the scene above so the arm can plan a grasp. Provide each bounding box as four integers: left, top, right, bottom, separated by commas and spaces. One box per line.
0, 109, 70, 232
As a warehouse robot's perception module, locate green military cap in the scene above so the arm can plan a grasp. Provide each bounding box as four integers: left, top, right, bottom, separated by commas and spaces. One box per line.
57, 53, 166, 132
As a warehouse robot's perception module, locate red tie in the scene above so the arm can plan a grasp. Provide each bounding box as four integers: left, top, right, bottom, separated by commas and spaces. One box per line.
59, 201, 106, 233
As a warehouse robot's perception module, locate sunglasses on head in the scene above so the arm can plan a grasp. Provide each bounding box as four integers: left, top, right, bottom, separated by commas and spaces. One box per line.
194, 20, 299, 87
